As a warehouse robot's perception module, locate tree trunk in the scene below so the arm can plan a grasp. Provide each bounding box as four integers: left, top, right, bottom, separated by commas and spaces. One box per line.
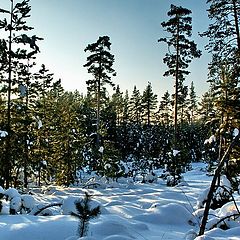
5, 0, 14, 188
174, 17, 180, 147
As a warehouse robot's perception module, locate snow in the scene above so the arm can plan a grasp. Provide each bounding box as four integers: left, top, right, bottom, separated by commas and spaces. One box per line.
233, 128, 239, 138
173, 149, 180, 156
0, 163, 239, 240
5, 188, 21, 200
21, 195, 36, 211
99, 146, 104, 153
204, 135, 216, 145
0, 130, 8, 138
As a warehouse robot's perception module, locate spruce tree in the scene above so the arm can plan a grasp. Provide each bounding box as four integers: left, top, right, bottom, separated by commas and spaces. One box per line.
158, 91, 173, 126
141, 82, 158, 125
188, 81, 197, 124
111, 85, 124, 125
129, 86, 142, 124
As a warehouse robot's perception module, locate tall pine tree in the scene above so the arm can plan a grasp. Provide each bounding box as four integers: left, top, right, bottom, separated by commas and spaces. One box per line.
159, 4, 201, 146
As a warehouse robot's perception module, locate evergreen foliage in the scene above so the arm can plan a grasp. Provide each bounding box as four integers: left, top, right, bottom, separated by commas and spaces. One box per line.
71, 192, 101, 238
141, 82, 158, 125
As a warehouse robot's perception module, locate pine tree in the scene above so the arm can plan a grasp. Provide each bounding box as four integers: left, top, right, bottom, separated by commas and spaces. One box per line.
201, 0, 240, 181
201, 0, 240, 71
84, 36, 116, 148
159, 4, 201, 146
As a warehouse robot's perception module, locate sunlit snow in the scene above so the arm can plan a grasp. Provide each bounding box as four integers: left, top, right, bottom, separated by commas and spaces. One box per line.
0, 163, 239, 240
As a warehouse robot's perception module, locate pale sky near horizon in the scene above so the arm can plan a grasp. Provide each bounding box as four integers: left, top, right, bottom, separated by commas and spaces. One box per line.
1, 0, 211, 100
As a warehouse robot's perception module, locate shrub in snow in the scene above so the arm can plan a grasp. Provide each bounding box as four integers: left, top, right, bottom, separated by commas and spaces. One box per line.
71, 192, 101, 238
0, 187, 39, 215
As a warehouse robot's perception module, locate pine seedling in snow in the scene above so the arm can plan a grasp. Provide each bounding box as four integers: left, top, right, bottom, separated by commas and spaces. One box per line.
71, 192, 101, 238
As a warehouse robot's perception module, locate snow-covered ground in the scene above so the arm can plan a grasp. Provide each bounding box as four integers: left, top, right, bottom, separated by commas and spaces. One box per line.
0, 162, 239, 240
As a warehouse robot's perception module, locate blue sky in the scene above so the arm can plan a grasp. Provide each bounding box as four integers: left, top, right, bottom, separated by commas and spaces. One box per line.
1, 0, 211, 99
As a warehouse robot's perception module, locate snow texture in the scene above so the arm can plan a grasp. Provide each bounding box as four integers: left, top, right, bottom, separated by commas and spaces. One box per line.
0, 163, 239, 240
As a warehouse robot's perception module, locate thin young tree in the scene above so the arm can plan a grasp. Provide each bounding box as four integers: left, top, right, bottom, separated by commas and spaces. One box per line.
159, 4, 201, 146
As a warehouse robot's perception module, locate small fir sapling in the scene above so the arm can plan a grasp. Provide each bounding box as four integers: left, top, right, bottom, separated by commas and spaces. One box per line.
71, 192, 101, 238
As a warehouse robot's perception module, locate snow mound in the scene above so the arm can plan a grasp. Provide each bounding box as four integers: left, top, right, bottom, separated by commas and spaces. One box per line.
62, 196, 83, 215
133, 203, 193, 225
93, 220, 132, 237
10, 196, 22, 212
5, 188, 20, 200
218, 201, 240, 218
21, 195, 36, 211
